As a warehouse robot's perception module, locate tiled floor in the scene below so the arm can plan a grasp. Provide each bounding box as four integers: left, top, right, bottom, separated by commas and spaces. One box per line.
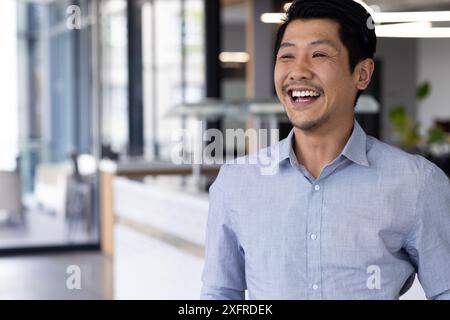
0, 250, 426, 300
0, 252, 113, 299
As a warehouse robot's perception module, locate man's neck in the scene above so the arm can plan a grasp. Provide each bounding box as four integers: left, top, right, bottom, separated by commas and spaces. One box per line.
293, 118, 354, 179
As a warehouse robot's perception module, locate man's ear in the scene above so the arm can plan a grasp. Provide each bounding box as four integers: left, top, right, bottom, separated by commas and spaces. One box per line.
355, 58, 375, 90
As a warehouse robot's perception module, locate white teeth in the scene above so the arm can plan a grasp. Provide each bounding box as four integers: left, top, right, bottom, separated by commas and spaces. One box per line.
291, 90, 320, 98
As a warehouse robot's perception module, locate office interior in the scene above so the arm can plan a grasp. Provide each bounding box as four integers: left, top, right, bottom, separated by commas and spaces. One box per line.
0, 0, 449, 299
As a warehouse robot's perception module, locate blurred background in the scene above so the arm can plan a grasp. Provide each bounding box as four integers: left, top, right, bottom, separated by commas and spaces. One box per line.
0, 0, 449, 299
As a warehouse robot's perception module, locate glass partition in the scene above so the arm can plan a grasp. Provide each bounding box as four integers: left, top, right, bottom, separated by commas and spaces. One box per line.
1, 0, 99, 250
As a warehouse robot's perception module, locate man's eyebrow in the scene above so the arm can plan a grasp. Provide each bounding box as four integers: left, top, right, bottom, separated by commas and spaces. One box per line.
279, 42, 296, 49
309, 39, 338, 49
279, 39, 338, 50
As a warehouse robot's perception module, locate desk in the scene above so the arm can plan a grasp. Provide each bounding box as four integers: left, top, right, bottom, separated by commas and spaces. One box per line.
99, 159, 220, 256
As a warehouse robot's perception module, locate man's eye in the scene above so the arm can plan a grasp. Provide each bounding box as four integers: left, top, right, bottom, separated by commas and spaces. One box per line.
313, 52, 327, 58
279, 54, 294, 60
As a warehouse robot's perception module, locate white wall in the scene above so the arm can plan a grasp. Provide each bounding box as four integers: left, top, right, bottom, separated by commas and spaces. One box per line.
417, 39, 450, 135
376, 38, 418, 143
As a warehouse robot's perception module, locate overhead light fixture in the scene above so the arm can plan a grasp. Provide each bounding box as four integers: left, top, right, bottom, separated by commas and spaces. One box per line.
260, 13, 286, 24
352, 0, 377, 13
372, 19, 450, 38
353, 0, 450, 23
283, 2, 292, 12
260, 1, 450, 37
375, 21, 430, 37
372, 11, 450, 23
219, 52, 250, 63
352, 0, 450, 23
376, 24, 450, 38
260, 11, 450, 25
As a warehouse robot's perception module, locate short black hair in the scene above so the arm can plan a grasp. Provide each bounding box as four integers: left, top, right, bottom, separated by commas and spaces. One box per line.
274, 0, 377, 104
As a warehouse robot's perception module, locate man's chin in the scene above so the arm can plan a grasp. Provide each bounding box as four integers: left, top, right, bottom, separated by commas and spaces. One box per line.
290, 114, 330, 131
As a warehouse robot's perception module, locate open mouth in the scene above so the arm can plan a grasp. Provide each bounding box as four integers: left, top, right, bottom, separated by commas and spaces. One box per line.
287, 89, 322, 108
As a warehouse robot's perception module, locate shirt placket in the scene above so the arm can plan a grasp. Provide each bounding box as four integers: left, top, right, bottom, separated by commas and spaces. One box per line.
306, 180, 323, 299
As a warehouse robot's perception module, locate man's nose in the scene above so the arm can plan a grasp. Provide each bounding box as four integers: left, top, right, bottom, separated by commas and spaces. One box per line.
289, 58, 313, 80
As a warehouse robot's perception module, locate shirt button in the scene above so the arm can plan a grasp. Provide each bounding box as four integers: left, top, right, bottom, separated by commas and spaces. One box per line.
312, 284, 319, 290
310, 233, 317, 240
314, 185, 321, 191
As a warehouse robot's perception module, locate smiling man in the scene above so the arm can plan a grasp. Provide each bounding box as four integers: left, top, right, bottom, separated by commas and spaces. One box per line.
201, 0, 450, 300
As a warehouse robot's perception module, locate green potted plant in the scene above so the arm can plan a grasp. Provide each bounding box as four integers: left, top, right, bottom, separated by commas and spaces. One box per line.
388, 81, 431, 152
389, 81, 450, 175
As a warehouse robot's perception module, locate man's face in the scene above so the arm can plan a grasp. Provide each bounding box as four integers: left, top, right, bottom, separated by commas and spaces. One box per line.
274, 18, 362, 131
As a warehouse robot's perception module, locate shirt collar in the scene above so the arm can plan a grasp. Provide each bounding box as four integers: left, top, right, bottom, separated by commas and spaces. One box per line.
341, 120, 369, 167
276, 120, 369, 167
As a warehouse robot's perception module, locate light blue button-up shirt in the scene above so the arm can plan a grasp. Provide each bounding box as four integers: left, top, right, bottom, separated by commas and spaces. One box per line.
201, 120, 450, 300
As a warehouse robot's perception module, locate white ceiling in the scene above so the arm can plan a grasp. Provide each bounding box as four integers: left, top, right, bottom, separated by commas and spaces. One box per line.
364, 0, 450, 11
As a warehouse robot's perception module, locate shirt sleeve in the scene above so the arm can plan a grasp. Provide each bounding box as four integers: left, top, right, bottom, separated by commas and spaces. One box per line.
200, 164, 246, 300
404, 163, 450, 300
